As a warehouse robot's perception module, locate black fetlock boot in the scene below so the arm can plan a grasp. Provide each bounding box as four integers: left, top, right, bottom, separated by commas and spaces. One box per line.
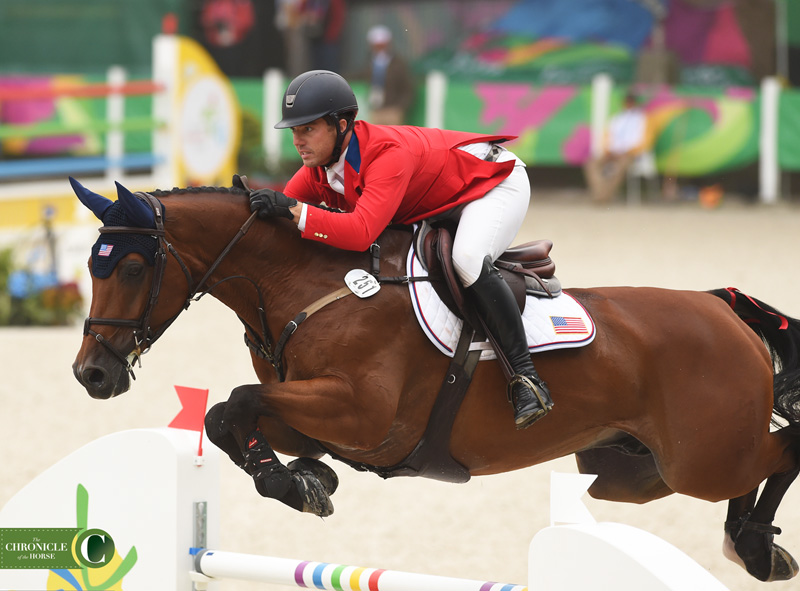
243, 429, 293, 498
468, 257, 554, 429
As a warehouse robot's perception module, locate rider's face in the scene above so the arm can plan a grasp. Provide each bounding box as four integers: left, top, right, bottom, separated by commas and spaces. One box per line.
291, 118, 347, 168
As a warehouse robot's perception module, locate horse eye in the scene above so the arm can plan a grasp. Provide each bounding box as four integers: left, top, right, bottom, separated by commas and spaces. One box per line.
123, 262, 144, 278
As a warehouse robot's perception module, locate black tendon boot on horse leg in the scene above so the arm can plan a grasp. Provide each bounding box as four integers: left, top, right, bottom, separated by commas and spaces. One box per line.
243, 430, 336, 517
468, 257, 554, 429
211, 388, 338, 517
242, 429, 293, 498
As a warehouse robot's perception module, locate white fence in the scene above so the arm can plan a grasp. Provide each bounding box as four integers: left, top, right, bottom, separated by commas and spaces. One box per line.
0, 427, 729, 590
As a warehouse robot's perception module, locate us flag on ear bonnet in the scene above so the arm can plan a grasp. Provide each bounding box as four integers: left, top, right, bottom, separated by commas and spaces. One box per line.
90, 198, 164, 279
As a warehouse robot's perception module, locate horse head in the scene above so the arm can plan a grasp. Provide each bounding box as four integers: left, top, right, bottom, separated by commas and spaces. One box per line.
70, 177, 191, 399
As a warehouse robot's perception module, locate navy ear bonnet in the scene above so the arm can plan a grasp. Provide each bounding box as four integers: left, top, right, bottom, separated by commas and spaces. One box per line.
90, 200, 163, 279
69, 177, 165, 279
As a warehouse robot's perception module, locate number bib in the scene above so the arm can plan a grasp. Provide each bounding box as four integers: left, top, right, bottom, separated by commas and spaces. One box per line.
345, 269, 380, 298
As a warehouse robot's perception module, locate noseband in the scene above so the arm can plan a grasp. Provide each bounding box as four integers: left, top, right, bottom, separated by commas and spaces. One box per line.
83, 192, 265, 380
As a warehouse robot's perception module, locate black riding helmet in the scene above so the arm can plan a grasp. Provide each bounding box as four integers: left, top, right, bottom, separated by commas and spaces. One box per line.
275, 70, 359, 166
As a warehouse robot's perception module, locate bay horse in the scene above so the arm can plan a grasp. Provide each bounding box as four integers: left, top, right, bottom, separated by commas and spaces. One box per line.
70, 177, 800, 583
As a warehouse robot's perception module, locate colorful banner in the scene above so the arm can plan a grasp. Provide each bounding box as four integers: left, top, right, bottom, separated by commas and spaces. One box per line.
432, 82, 760, 175
1, 76, 794, 181
234, 79, 789, 178
410, 0, 765, 87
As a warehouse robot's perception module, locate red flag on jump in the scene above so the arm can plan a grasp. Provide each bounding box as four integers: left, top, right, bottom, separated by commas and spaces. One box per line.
168, 385, 209, 457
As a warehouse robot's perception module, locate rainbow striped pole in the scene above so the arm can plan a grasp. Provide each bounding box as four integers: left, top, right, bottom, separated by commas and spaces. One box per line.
193, 550, 527, 591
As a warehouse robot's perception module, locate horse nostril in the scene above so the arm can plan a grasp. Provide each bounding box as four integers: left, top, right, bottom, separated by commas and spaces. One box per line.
76, 364, 114, 398
82, 366, 108, 388
73, 359, 130, 400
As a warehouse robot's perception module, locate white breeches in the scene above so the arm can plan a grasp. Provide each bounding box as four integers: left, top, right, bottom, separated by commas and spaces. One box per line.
450, 163, 531, 287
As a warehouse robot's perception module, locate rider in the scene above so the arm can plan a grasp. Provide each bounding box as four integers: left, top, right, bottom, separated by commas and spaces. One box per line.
249, 69, 553, 429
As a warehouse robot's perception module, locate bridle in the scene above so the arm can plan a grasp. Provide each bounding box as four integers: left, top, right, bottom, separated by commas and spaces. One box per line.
83, 192, 272, 380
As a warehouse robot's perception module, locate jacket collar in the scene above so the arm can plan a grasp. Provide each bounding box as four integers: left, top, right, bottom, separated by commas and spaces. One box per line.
344, 130, 361, 174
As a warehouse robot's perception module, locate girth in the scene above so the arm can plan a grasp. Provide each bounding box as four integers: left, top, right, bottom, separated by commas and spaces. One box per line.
328, 323, 480, 483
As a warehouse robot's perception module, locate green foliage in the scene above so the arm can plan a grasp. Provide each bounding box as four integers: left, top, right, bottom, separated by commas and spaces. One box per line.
237, 109, 266, 177
0, 248, 12, 323
0, 247, 84, 326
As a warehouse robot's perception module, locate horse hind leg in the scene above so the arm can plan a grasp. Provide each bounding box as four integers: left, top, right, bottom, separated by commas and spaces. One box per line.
722, 489, 757, 571
724, 466, 800, 582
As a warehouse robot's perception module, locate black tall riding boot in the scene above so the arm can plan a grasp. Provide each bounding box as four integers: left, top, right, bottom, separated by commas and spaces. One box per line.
468, 257, 554, 429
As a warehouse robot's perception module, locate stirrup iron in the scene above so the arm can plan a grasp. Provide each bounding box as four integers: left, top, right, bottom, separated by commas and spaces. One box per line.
508, 374, 552, 410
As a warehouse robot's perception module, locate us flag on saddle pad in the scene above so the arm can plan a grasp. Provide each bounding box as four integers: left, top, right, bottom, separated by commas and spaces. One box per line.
550, 315, 587, 334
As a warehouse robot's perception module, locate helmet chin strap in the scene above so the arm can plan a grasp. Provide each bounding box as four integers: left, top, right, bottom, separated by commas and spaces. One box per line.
324, 114, 356, 167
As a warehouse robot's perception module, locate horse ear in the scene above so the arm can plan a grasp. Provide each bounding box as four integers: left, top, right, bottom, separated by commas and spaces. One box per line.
69, 176, 113, 220
115, 181, 155, 228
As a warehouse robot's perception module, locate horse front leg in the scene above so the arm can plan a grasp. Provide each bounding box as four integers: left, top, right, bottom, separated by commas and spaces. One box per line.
206, 399, 340, 516
205, 402, 326, 467
212, 376, 394, 517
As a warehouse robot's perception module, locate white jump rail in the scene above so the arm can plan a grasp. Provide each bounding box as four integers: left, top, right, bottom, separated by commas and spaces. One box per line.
192, 549, 526, 591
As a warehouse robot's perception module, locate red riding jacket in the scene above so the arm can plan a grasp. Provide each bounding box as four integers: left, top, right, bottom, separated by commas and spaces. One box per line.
283, 121, 516, 251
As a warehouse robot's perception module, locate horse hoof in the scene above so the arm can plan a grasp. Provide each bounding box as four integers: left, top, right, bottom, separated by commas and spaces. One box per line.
287, 457, 339, 495
291, 471, 334, 517
722, 534, 747, 570
765, 544, 799, 582
729, 529, 800, 582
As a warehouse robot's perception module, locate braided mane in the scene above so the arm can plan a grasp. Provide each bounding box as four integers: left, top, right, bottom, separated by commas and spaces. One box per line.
149, 185, 247, 198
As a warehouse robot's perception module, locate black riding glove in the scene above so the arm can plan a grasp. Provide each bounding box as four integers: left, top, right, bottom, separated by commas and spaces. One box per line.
249, 188, 298, 221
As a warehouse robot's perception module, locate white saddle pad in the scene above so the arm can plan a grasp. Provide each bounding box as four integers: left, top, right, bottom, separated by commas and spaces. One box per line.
407, 247, 596, 360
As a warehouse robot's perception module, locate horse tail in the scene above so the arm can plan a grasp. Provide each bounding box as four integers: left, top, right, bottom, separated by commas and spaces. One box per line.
709, 287, 800, 433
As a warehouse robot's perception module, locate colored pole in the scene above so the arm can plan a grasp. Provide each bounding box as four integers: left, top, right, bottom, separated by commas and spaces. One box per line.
0, 80, 163, 100
194, 550, 527, 591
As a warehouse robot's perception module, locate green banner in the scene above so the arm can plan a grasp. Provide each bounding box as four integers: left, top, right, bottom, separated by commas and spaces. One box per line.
0, 0, 185, 77
786, 0, 800, 46
0, 528, 80, 570
779, 89, 800, 171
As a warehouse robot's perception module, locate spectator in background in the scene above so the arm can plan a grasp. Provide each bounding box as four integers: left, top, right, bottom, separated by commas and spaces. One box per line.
305, 0, 346, 73
275, 0, 309, 77
358, 25, 416, 126
275, 0, 346, 76
583, 91, 651, 204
